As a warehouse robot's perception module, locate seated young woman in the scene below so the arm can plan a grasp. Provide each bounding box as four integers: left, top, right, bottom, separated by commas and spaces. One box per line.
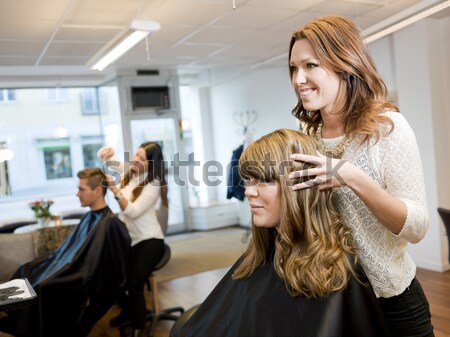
179, 129, 390, 337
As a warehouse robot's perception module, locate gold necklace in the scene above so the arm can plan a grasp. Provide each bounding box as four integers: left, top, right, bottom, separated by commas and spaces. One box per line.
315, 123, 350, 159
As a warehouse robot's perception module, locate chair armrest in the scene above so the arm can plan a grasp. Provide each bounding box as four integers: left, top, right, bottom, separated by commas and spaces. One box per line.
0, 233, 35, 282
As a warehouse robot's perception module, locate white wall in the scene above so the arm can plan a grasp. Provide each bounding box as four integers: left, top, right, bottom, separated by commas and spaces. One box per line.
368, 37, 397, 99
208, 66, 298, 202
388, 20, 445, 271
205, 16, 450, 271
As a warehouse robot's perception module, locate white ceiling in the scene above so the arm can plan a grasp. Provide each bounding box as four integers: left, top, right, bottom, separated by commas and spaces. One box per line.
0, 0, 448, 84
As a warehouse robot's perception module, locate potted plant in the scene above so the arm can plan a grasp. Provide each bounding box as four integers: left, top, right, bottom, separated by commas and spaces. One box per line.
29, 199, 54, 226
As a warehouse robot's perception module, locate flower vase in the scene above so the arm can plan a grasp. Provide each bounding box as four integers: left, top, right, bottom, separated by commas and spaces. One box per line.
37, 217, 51, 227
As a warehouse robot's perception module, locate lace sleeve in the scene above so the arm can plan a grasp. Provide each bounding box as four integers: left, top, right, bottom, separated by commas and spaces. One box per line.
380, 112, 429, 243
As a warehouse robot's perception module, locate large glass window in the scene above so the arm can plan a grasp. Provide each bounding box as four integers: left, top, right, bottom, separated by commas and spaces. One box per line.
0, 84, 123, 220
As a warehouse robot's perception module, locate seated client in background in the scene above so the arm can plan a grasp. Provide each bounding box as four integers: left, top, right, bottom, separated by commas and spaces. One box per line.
0, 168, 131, 337
179, 129, 390, 337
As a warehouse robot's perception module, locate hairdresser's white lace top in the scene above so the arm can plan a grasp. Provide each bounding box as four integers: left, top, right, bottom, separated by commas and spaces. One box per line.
322, 111, 429, 298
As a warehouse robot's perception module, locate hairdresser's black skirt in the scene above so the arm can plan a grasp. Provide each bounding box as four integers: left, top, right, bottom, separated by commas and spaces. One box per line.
179, 256, 391, 337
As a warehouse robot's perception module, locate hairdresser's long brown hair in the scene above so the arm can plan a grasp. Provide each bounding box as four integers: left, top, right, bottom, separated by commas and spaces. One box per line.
233, 129, 357, 298
288, 16, 398, 143
121, 142, 168, 207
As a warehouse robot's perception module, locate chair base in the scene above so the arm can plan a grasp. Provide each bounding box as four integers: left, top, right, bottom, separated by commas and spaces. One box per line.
170, 304, 200, 337
146, 307, 185, 337
118, 307, 185, 337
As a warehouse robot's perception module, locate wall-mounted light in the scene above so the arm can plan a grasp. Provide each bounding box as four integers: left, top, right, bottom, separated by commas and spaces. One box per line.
0, 140, 13, 162
89, 19, 161, 72
56, 125, 69, 138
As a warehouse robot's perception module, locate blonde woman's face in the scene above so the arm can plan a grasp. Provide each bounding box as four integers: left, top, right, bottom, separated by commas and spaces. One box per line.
245, 178, 281, 228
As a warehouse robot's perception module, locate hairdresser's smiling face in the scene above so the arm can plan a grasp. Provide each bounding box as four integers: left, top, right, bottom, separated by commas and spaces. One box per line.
290, 38, 346, 115
245, 178, 281, 228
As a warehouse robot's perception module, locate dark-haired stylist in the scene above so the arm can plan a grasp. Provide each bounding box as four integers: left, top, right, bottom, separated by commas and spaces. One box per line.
101, 142, 168, 337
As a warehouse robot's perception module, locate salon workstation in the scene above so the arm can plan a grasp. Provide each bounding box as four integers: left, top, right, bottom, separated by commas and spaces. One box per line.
1, 0, 450, 336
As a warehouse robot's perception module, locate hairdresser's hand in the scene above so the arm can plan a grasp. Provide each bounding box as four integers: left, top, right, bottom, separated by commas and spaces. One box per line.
98, 146, 115, 161
104, 175, 120, 194
289, 151, 356, 190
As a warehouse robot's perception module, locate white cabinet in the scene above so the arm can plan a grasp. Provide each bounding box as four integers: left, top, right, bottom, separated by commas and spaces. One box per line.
189, 201, 239, 230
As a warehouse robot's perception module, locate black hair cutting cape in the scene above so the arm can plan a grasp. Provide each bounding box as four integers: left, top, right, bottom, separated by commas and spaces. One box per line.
179, 256, 391, 337
0, 207, 131, 337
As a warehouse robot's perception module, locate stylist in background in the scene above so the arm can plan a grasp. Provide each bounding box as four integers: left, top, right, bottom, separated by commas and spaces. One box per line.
99, 142, 168, 337
287, 15, 433, 336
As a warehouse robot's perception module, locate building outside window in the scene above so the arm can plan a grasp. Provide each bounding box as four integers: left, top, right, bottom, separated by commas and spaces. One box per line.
47, 88, 68, 102
43, 147, 72, 179
80, 88, 98, 115
0, 85, 123, 220
81, 136, 103, 168
0, 89, 16, 104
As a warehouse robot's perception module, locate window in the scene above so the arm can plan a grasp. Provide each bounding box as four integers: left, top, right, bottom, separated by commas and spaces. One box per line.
0, 89, 16, 103
80, 88, 98, 115
81, 136, 103, 168
0, 85, 123, 219
47, 88, 68, 102
80, 88, 108, 115
43, 146, 73, 180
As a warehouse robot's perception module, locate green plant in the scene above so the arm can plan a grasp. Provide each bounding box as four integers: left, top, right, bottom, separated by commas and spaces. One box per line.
29, 200, 54, 219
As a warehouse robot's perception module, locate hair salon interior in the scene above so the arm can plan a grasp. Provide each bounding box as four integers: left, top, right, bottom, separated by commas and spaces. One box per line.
1, 0, 450, 301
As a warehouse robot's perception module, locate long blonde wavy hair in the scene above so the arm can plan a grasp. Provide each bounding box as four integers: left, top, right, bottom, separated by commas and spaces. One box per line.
233, 129, 358, 298
288, 15, 398, 143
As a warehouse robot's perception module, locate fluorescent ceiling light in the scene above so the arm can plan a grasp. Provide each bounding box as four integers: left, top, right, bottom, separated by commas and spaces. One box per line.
364, 0, 450, 43
90, 19, 161, 72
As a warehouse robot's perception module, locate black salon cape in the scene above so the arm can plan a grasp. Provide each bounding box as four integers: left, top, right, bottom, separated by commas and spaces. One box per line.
0, 207, 131, 337
180, 256, 391, 337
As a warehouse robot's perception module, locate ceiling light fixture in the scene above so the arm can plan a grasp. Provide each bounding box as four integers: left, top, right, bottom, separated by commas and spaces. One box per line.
90, 19, 161, 72
363, 0, 450, 43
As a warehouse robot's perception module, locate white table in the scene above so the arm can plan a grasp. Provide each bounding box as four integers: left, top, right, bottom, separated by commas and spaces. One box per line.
13, 219, 79, 234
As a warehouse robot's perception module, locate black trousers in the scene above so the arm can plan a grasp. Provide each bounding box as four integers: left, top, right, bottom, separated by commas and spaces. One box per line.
127, 238, 165, 329
378, 277, 434, 337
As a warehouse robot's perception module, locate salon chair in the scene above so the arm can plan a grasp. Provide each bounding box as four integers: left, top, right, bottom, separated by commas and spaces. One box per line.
0, 219, 37, 233
145, 243, 185, 336
119, 207, 184, 336
119, 243, 184, 337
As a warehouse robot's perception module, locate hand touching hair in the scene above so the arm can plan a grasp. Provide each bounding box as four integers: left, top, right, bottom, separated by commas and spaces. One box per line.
234, 129, 358, 298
